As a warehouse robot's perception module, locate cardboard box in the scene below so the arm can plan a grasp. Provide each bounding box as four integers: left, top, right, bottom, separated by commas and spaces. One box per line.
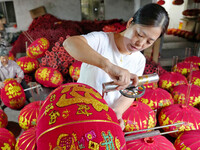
181, 18, 196, 32
29, 6, 46, 19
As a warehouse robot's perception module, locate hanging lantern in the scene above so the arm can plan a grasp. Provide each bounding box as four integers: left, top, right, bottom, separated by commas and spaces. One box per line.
172, 62, 199, 76
158, 72, 188, 91
158, 104, 200, 137
126, 135, 176, 150
16, 56, 39, 73
0, 128, 16, 150
15, 126, 36, 150
35, 67, 63, 87
18, 101, 44, 130
69, 61, 82, 81
172, 0, 184, 5
137, 87, 174, 111
1, 78, 26, 109
187, 70, 200, 87
157, 0, 165, 5
27, 37, 50, 59
171, 84, 200, 106
36, 83, 126, 150
0, 109, 8, 128
174, 130, 200, 150
122, 101, 156, 132
184, 56, 200, 66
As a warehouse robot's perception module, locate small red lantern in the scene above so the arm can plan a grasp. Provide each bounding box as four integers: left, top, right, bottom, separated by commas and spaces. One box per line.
16, 56, 39, 73
126, 135, 176, 150
158, 104, 200, 137
188, 70, 200, 87
36, 83, 126, 150
18, 101, 44, 130
122, 101, 156, 132
15, 127, 36, 150
35, 67, 63, 87
8, 51, 15, 60
184, 56, 200, 66
157, 0, 165, 5
172, 62, 199, 76
0, 128, 16, 150
0, 109, 8, 128
69, 61, 82, 81
174, 130, 200, 150
158, 72, 188, 91
1, 78, 26, 109
171, 84, 200, 106
27, 37, 50, 59
137, 87, 174, 111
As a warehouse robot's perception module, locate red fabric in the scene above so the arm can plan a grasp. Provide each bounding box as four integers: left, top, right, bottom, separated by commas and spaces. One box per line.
69, 61, 82, 81
36, 83, 126, 150
0, 109, 8, 128
0, 128, 16, 149
137, 87, 174, 111
15, 126, 36, 150
171, 84, 200, 106
158, 72, 188, 91
126, 135, 176, 150
1, 78, 26, 109
158, 104, 200, 137
184, 56, 200, 66
18, 101, 44, 130
35, 67, 63, 87
16, 56, 39, 73
26, 37, 50, 59
122, 101, 156, 132
174, 130, 200, 150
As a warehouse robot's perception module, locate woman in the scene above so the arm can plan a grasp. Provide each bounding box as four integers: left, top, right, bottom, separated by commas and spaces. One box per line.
63, 3, 169, 129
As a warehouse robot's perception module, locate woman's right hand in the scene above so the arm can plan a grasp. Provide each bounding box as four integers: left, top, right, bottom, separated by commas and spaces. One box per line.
0, 82, 4, 89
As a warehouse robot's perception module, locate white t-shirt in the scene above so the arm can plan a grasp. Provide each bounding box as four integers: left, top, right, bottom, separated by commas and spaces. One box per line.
78, 31, 146, 107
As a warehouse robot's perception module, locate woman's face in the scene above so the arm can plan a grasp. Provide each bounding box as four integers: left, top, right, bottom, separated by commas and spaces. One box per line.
122, 23, 162, 54
0, 56, 9, 66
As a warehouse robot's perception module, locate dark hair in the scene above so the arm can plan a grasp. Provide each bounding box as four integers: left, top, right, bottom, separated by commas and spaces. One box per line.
132, 3, 169, 37
0, 45, 9, 56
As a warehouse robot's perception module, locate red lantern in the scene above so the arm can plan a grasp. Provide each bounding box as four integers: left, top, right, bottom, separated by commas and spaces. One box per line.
188, 70, 200, 87
171, 84, 200, 106
184, 56, 200, 66
15, 127, 36, 150
69, 61, 82, 81
158, 72, 188, 91
174, 130, 200, 150
0, 128, 16, 150
126, 135, 176, 150
27, 37, 50, 59
16, 56, 39, 73
8, 51, 15, 60
157, 0, 165, 5
35, 67, 63, 87
158, 104, 200, 137
1, 78, 26, 109
36, 83, 126, 150
172, 62, 199, 76
172, 0, 184, 5
122, 101, 156, 132
18, 101, 44, 130
137, 87, 174, 111
0, 109, 8, 128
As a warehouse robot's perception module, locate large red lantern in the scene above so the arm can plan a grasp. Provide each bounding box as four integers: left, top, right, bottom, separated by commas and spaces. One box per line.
16, 56, 39, 73
137, 87, 174, 111
26, 37, 50, 59
158, 104, 200, 137
126, 135, 176, 150
69, 61, 82, 81
188, 70, 200, 87
184, 56, 200, 66
1, 78, 26, 109
35, 67, 63, 87
171, 84, 200, 106
0, 109, 8, 128
172, 62, 199, 76
15, 126, 36, 150
122, 101, 156, 132
174, 130, 200, 150
158, 72, 188, 91
18, 101, 44, 130
36, 83, 126, 150
0, 128, 16, 150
